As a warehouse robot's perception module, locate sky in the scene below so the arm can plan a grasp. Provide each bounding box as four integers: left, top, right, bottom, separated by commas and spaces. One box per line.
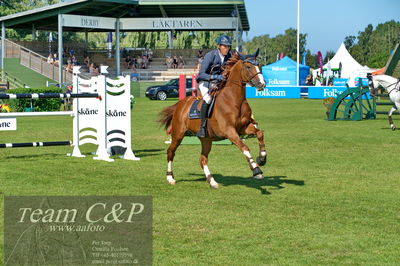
244, 0, 400, 55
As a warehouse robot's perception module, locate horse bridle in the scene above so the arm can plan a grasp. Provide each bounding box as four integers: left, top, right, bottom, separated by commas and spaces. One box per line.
368, 74, 400, 96
241, 59, 263, 88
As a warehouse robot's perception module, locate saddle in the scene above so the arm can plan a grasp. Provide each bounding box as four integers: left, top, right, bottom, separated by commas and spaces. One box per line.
188, 81, 219, 120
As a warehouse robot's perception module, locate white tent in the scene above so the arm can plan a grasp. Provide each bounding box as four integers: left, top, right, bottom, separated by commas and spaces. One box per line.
312, 43, 372, 86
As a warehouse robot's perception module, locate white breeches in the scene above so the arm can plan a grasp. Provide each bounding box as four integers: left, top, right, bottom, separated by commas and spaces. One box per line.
199, 82, 211, 104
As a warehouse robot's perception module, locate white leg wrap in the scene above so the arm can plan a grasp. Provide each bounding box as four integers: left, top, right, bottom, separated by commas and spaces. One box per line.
167, 175, 175, 184
167, 161, 175, 184
261, 151, 267, 157
244, 150, 257, 169
203, 165, 211, 176
209, 177, 218, 188
243, 150, 251, 158
204, 165, 218, 188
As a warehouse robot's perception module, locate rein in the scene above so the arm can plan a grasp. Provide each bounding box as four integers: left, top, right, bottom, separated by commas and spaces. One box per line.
369, 77, 400, 96
223, 60, 262, 88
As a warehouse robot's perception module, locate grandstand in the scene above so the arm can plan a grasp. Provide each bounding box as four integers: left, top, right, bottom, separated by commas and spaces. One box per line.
3, 39, 210, 83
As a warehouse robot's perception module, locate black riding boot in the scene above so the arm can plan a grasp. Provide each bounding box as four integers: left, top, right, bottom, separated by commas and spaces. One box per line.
196, 101, 209, 138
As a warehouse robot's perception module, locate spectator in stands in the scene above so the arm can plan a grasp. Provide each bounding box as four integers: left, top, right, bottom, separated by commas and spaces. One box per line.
83, 56, 91, 68
197, 56, 204, 70
71, 55, 78, 66
172, 56, 178, 69
137, 56, 143, 69
47, 54, 54, 64
197, 49, 204, 58
129, 59, 136, 70
142, 55, 148, 69
66, 56, 73, 72
305, 74, 314, 86
315, 74, 322, 86
328, 77, 334, 86
53, 53, 59, 65
125, 55, 132, 69
89, 63, 99, 75
166, 56, 172, 69
178, 56, 185, 69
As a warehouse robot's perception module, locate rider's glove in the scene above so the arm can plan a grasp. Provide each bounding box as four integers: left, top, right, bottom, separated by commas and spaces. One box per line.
211, 75, 224, 81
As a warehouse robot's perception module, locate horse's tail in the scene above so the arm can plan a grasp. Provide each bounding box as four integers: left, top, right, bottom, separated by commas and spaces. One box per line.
158, 103, 178, 131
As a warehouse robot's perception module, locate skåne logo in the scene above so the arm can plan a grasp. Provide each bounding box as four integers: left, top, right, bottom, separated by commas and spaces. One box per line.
78, 108, 98, 115
106, 110, 127, 117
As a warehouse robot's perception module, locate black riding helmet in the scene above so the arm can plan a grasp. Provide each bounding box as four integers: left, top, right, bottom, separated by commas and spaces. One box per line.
217, 35, 232, 46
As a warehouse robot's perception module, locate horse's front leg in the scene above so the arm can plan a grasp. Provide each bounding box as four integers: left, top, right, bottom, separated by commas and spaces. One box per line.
243, 123, 267, 166
388, 106, 397, 130
226, 129, 264, 179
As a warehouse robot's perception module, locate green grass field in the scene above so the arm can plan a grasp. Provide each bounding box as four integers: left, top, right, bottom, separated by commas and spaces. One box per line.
1, 98, 400, 265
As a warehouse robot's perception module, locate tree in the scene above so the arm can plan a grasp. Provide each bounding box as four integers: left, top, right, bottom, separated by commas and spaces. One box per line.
243, 28, 307, 66
344, 35, 356, 49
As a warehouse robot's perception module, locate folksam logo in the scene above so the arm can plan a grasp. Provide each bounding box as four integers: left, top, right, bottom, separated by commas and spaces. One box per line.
256, 89, 286, 97
246, 87, 300, 98
268, 79, 291, 85
323, 88, 345, 97
308, 86, 348, 99
271, 67, 287, 71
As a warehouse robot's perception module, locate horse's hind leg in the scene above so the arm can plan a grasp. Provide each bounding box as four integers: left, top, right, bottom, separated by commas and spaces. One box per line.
388, 106, 397, 130
199, 138, 218, 188
226, 129, 264, 180
166, 130, 185, 185
243, 123, 267, 166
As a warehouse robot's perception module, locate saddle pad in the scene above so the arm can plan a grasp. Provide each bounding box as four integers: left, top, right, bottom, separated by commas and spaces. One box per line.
188, 97, 216, 120
188, 99, 201, 119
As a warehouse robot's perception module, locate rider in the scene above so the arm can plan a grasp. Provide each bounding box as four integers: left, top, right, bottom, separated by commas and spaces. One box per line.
196, 34, 233, 138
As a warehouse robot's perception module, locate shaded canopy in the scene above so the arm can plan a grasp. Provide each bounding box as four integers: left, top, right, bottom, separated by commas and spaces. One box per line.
262, 56, 310, 86
0, 0, 250, 32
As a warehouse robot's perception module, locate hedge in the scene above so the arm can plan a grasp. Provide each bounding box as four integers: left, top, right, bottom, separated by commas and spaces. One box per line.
6, 87, 64, 112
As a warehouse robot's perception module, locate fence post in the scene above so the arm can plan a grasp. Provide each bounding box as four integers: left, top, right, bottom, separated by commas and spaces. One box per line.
179, 74, 186, 100
192, 73, 198, 97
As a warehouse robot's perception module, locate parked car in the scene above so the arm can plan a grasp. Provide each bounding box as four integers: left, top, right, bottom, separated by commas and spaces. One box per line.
145, 78, 194, 100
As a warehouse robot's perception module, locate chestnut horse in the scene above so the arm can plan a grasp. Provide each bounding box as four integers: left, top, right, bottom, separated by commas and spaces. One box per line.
159, 50, 267, 188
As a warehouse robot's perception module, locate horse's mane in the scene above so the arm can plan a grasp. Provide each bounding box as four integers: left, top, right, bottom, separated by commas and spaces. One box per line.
213, 53, 241, 93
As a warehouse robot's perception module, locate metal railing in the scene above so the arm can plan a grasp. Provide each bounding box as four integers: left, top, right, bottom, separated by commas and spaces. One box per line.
1, 70, 27, 89
3, 39, 72, 84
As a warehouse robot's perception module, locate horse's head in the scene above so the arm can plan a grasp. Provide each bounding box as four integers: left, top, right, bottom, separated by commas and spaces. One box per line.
237, 49, 266, 91
367, 73, 379, 96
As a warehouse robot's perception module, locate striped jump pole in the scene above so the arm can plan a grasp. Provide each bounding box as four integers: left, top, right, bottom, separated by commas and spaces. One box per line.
0, 111, 74, 117
0, 141, 72, 148
0, 93, 100, 100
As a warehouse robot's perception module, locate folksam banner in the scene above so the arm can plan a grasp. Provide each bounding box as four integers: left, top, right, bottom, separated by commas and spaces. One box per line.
246, 86, 301, 98
308, 86, 348, 99
308, 86, 372, 99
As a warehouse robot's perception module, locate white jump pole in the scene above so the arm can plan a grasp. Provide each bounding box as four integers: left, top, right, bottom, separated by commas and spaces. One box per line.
0, 111, 73, 117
